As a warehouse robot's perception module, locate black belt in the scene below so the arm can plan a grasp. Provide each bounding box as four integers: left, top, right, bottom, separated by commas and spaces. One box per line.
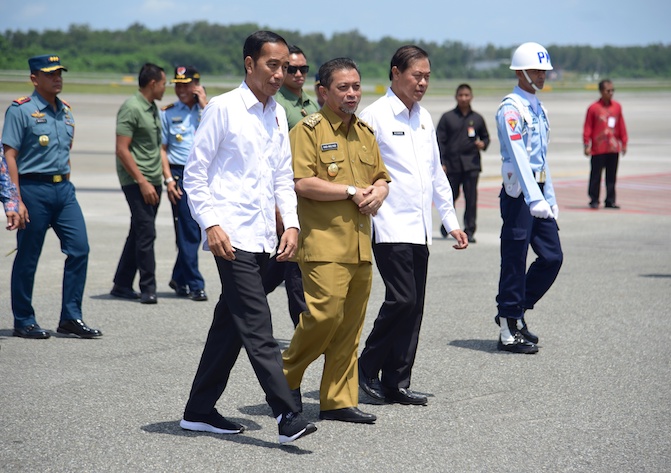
169, 164, 185, 170
20, 173, 67, 183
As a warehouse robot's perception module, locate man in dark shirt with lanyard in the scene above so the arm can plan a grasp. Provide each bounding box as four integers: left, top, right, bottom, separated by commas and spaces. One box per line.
436, 84, 489, 243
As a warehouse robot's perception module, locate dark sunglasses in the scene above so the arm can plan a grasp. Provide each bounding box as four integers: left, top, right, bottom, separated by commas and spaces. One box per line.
287, 65, 309, 75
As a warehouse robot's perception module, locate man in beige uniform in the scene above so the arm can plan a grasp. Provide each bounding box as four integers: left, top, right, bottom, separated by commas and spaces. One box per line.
283, 57, 390, 424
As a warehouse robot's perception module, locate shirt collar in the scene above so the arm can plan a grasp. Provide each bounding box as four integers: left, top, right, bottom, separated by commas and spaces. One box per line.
31, 90, 63, 112
513, 85, 540, 113
239, 81, 277, 113
386, 87, 420, 118
321, 103, 359, 132
134, 90, 156, 112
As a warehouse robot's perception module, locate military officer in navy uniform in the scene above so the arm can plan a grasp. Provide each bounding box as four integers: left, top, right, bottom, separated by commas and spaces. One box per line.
2, 54, 102, 339
160, 66, 208, 301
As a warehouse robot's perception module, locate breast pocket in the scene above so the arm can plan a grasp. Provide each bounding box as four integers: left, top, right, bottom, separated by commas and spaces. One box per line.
319, 149, 346, 182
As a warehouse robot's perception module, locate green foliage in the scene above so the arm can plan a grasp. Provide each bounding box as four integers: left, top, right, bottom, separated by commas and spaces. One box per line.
1, 22, 670, 80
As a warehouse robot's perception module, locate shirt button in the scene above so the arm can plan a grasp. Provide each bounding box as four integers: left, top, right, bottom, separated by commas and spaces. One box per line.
359, 224, 363, 228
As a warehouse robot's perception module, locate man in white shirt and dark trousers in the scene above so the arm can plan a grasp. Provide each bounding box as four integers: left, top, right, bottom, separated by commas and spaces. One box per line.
358, 46, 468, 406
179, 31, 316, 445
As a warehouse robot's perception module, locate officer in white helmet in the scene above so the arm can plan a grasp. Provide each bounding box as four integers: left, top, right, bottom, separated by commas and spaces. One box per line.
494, 42, 563, 354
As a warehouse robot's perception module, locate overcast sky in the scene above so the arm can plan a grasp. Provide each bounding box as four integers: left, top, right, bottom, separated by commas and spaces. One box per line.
1, 0, 669, 47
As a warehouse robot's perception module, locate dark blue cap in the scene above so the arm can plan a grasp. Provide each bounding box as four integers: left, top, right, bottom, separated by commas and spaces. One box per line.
28, 55, 68, 73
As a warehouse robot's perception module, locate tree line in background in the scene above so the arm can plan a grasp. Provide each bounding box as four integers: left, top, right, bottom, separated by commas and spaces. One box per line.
1, 22, 670, 80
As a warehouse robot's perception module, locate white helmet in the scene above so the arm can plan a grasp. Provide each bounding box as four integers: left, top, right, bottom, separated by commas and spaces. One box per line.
510, 42, 553, 71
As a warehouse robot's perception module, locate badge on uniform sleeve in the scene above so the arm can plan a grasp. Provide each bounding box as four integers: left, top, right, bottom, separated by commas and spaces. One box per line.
39, 135, 49, 146
507, 118, 518, 130
327, 163, 339, 177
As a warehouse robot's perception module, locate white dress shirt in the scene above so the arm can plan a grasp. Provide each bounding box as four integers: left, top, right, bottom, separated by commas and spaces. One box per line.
359, 88, 460, 245
183, 81, 299, 253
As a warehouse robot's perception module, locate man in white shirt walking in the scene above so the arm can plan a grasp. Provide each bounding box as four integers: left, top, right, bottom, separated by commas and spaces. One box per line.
179, 30, 316, 445
358, 45, 468, 406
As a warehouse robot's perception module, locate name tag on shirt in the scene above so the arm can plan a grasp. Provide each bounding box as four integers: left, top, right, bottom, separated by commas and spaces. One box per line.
467, 126, 475, 137
35, 118, 47, 124
321, 143, 338, 151
392, 131, 405, 136
607, 117, 616, 128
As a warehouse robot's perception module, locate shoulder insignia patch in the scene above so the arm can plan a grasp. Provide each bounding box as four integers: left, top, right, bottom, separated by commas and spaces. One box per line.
357, 118, 375, 134
161, 103, 175, 111
302, 113, 322, 129
12, 96, 31, 106
61, 99, 72, 111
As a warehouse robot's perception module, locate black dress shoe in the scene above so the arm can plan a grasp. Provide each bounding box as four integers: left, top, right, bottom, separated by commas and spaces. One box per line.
13, 324, 51, 339
605, 203, 620, 209
358, 364, 385, 402
497, 333, 539, 354
589, 202, 599, 209
384, 387, 428, 406
57, 319, 102, 339
169, 280, 189, 297
495, 315, 539, 344
140, 293, 157, 304
319, 407, 376, 424
189, 289, 208, 301
110, 285, 140, 300
467, 235, 477, 243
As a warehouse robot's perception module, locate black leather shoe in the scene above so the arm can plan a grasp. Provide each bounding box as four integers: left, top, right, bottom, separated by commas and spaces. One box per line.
13, 324, 51, 339
467, 235, 477, 243
140, 293, 157, 304
189, 289, 208, 301
110, 285, 140, 300
589, 202, 599, 209
169, 280, 189, 297
291, 388, 303, 413
495, 315, 539, 344
384, 387, 428, 406
358, 364, 385, 402
57, 319, 102, 338
319, 407, 376, 424
605, 203, 620, 209
497, 333, 539, 354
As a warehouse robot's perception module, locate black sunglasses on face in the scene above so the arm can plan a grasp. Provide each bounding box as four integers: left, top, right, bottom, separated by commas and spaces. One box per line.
287, 65, 309, 75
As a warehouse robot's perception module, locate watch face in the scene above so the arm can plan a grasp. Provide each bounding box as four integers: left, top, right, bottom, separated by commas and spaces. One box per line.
347, 186, 356, 196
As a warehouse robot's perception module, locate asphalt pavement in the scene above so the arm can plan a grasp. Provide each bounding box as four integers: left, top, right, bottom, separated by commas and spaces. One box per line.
0, 90, 669, 472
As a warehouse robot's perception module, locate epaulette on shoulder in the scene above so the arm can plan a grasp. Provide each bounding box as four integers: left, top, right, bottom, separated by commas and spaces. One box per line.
302, 113, 322, 129
12, 96, 31, 106
161, 103, 175, 111
61, 99, 72, 110
357, 118, 375, 134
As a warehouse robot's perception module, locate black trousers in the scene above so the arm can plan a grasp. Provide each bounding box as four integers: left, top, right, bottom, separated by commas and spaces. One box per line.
262, 258, 307, 328
446, 170, 479, 237
359, 242, 429, 390
589, 153, 619, 205
183, 250, 297, 418
113, 184, 161, 293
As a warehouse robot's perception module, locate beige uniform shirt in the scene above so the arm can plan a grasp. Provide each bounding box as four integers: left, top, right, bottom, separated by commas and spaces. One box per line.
291, 104, 390, 264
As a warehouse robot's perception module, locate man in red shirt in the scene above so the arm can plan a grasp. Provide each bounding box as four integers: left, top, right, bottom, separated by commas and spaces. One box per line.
583, 79, 628, 209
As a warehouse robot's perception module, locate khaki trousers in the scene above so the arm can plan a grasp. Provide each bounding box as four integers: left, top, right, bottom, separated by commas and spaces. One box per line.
283, 260, 372, 410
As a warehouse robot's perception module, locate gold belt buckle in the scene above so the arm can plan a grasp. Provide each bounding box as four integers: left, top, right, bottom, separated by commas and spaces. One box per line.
52, 175, 63, 183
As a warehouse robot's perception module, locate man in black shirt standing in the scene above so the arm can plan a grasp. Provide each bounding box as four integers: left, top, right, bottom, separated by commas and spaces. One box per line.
436, 84, 489, 243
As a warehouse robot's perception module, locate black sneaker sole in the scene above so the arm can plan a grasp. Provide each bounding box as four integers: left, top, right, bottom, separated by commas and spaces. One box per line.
279, 423, 317, 444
